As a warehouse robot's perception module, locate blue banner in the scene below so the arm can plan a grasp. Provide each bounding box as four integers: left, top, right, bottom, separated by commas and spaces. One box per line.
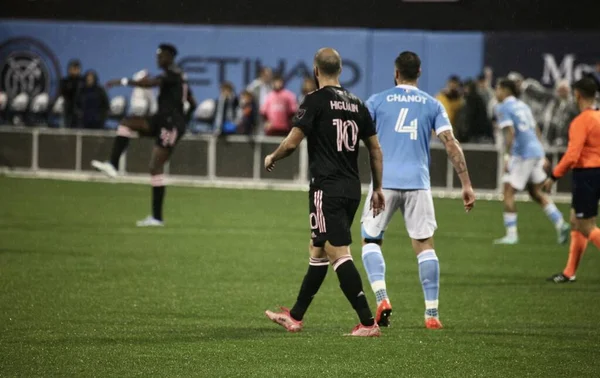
0, 20, 483, 103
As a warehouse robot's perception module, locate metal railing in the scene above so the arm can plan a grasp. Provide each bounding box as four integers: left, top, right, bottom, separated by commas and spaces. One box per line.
0, 126, 572, 195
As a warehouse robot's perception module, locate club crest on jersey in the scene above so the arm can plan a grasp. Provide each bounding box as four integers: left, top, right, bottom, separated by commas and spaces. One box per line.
296, 108, 306, 119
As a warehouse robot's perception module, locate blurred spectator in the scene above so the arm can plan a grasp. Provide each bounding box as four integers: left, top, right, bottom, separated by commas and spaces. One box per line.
183, 77, 198, 124
247, 67, 273, 108
436, 75, 464, 131
477, 68, 496, 119
77, 70, 109, 129
456, 79, 493, 143
213, 81, 239, 135
299, 76, 317, 104
542, 80, 579, 147
236, 90, 257, 135
59, 59, 83, 128
260, 75, 298, 137
507, 71, 554, 129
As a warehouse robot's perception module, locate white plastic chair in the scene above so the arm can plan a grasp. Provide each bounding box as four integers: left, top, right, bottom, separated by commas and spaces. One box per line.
10, 93, 29, 112
30, 93, 50, 114
194, 98, 216, 121
109, 96, 127, 118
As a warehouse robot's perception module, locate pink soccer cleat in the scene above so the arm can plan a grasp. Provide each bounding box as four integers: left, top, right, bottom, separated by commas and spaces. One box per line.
265, 307, 303, 333
345, 323, 381, 337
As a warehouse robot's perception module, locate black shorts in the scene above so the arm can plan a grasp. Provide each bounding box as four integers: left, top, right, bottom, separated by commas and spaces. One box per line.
309, 188, 360, 247
572, 168, 600, 219
143, 114, 186, 149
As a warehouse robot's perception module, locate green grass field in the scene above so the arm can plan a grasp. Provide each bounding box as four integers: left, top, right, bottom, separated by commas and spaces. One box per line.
1, 176, 599, 377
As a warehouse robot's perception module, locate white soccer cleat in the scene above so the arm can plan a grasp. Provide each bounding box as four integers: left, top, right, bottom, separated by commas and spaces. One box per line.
136, 216, 164, 227
91, 160, 117, 178
493, 235, 519, 245
558, 223, 570, 245
345, 323, 381, 337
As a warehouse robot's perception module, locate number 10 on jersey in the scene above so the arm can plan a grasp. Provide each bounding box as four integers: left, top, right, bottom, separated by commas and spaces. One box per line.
395, 107, 418, 140
333, 119, 359, 152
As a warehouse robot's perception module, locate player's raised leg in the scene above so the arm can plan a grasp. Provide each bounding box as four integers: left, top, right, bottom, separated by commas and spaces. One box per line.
494, 182, 519, 244
527, 169, 569, 244
91, 116, 151, 177
136, 145, 170, 227
265, 241, 329, 332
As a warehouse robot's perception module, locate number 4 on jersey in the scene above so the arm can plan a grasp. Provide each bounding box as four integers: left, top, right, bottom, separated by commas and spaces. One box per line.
395, 107, 418, 140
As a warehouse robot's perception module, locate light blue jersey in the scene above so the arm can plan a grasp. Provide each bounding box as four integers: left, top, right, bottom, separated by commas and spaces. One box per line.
366, 84, 452, 190
495, 96, 544, 159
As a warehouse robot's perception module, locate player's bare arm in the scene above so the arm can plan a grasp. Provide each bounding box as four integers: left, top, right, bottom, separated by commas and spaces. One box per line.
363, 135, 385, 216
502, 126, 515, 155
106, 76, 162, 89
438, 130, 475, 212
501, 126, 515, 172
264, 127, 305, 172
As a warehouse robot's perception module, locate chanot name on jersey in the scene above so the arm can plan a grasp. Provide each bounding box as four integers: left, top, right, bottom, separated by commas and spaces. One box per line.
386, 94, 428, 104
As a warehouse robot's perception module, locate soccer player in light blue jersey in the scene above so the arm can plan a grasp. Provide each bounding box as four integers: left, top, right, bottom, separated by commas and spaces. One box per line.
493, 78, 569, 245
360, 51, 475, 329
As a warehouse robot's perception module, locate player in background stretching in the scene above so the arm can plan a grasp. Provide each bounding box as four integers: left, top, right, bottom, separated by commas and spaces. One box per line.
360, 51, 475, 329
545, 77, 600, 283
493, 79, 569, 244
91, 44, 189, 227
264, 48, 385, 337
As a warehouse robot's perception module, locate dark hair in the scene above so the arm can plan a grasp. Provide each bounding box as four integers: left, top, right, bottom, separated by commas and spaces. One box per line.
448, 75, 461, 83
68, 59, 81, 68
272, 74, 284, 82
498, 78, 520, 97
240, 90, 253, 98
84, 70, 98, 85
477, 73, 486, 81
573, 77, 599, 99
158, 43, 178, 57
394, 51, 421, 81
220, 81, 234, 92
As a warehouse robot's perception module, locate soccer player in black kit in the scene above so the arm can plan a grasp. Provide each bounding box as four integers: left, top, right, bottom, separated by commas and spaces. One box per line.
91, 43, 189, 227
264, 48, 385, 337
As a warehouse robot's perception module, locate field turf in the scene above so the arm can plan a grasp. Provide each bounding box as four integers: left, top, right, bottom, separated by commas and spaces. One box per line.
1, 176, 599, 377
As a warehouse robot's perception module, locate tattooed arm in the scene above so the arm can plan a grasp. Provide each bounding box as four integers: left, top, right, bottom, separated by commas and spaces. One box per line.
438, 130, 475, 212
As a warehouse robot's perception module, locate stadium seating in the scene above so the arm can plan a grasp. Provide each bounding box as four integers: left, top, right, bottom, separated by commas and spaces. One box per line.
29, 93, 50, 126
8, 93, 30, 126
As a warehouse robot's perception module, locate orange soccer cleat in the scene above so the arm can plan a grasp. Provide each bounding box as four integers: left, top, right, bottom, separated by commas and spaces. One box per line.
375, 299, 393, 327
425, 317, 443, 330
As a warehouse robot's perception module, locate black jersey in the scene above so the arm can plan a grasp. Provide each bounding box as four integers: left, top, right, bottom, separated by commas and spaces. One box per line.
292, 86, 376, 200
157, 65, 185, 120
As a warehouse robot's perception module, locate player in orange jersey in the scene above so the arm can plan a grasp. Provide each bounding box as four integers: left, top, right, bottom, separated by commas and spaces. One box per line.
544, 77, 600, 283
